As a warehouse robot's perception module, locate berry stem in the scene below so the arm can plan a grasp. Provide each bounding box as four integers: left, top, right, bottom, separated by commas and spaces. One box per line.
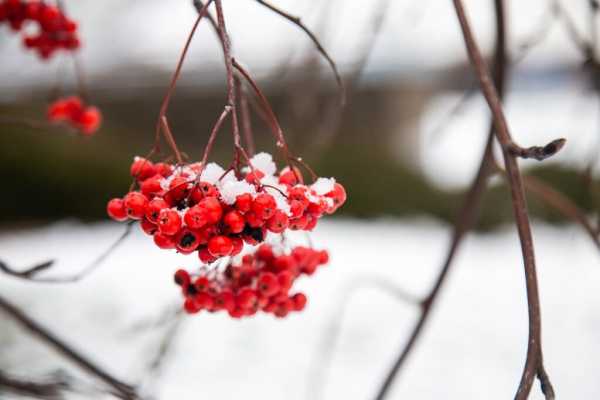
152, 0, 214, 158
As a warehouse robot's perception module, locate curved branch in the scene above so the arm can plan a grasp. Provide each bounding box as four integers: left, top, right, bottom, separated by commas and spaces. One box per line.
452, 0, 555, 398
374, 0, 507, 397
253, 0, 345, 104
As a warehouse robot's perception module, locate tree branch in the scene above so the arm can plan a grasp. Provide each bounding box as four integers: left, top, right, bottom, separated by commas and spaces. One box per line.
0, 222, 133, 283
452, 1, 554, 398
253, 0, 345, 104
374, 0, 508, 397
0, 295, 138, 400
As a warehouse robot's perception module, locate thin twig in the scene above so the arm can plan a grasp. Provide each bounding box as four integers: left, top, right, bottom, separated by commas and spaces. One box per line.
452, 1, 555, 398
310, 277, 420, 400
151, 0, 214, 159
253, 0, 345, 104
0, 295, 138, 400
236, 76, 256, 156
523, 174, 600, 249
374, 0, 507, 397
0, 222, 133, 283
0, 370, 70, 400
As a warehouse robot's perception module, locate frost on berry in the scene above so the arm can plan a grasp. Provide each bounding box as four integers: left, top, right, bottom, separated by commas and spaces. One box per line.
174, 244, 328, 319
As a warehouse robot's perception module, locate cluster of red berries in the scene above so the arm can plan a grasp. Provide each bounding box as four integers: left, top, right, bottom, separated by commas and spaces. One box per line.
106, 153, 346, 264
47, 96, 102, 135
0, 0, 80, 59
175, 244, 329, 318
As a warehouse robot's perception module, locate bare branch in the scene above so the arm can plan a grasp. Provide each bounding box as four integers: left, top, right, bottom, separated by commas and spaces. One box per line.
0, 370, 70, 400
253, 0, 345, 104
0, 295, 138, 400
0, 222, 133, 283
452, 1, 554, 398
523, 174, 600, 249
509, 138, 566, 161
374, 0, 507, 397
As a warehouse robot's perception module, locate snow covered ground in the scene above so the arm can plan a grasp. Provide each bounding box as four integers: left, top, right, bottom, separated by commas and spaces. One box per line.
1, 218, 599, 399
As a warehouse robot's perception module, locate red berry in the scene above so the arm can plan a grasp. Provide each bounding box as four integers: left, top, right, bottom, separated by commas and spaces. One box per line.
145, 198, 169, 223
157, 209, 182, 235
154, 162, 173, 177
256, 244, 274, 262
174, 269, 191, 287
289, 215, 309, 230
175, 229, 200, 254
289, 200, 306, 218
153, 232, 176, 249
208, 235, 233, 257
292, 293, 307, 311
198, 247, 217, 264
252, 193, 276, 220
245, 211, 264, 228
140, 175, 163, 197
274, 255, 296, 272
199, 197, 222, 224
266, 210, 289, 233
198, 182, 218, 197
305, 215, 318, 231
214, 290, 235, 312
184, 205, 209, 230
228, 307, 245, 318
195, 292, 214, 309
123, 191, 148, 219
77, 106, 102, 135
231, 237, 244, 256
130, 158, 156, 181
327, 183, 347, 210
236, 288, 258, 309
194, 276, 210, 292
278, 167, 303, 186
106, 198, 127, 221
47, 99, 68, 121
140, 218, 158, 235
277, 270, 294, 293
235, 193, 253, 213
168, 176, 191, 202
257, 272, 280, 297
224, 210, 245, 234
63, 96, 83, 118
184, 297, 201, 314
245, 169, 264, 184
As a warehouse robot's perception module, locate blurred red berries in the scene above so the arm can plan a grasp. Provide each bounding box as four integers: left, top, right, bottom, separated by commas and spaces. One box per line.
0, 0, 81, 59
47, 96, 102, 135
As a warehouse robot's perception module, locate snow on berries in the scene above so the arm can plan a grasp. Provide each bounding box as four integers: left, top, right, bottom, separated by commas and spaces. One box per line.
0, 0, 80, 59
174, 244, 329, 318
47, 96, 102, 135
107, 152, 346, 264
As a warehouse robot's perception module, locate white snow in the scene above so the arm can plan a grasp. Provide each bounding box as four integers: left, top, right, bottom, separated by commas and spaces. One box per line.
311, 178, 336, 196
219, 180, 257, 205
1, 219, 599, 399
249, 152, 277, 176
199, 163, 225, 184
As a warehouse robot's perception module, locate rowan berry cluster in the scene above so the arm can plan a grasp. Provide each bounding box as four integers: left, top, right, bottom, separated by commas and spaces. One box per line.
0, 0, 80, 59
47, 96, 102, 135
174, 244, 328, 318
107, 153, 346, 263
